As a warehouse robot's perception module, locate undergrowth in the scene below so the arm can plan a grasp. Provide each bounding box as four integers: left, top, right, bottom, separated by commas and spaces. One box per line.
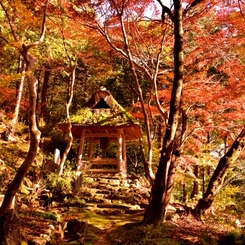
218, 229, 245, 245
108, 223, 192, 245
20, 210, 58, 221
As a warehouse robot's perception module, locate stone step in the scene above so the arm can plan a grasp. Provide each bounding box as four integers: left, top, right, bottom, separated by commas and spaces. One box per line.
86, 169, 119, 173
94, 208, 144, 215
96, 203, 141, 210
78, 174, 150, 215
84, 202, 143, 215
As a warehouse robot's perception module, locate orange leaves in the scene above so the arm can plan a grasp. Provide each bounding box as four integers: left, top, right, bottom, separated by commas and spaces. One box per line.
0, 86, 27, 114
132, 102, 162, 119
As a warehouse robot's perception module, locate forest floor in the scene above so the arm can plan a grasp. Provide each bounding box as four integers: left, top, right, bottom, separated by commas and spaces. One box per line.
18, 172, 245, 245
19, 202, 245, 245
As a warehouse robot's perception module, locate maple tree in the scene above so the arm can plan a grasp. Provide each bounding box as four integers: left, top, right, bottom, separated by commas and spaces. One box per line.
56, 11, 79, 175
0, 0, 48, 217
142, 0, 185, 225
153, 0, 245, 218
186, 2, 245, 216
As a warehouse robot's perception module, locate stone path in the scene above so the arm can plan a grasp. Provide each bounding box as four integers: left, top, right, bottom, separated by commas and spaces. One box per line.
20, 173, 151, 245
80, 173, 150, 215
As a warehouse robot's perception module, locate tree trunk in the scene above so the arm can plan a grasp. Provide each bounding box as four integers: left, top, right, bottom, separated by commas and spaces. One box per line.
202, 167, 205, 196
39, 67, 50, 125
191, 165, 199, 199
11, 58, 25, 129
139, 138, 155, 185
0, 0, 48, 217
58, 66, 76, 176
142, 0, 184, 225
194, 127, 245, 217
0, 47, 41, 217
117, 10, 155, 184
2, 57, 25, 141
134, 77, 155, 184
182, 183, 188, 203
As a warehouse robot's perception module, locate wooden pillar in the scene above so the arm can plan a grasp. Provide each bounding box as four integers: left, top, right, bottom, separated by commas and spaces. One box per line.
76, 130, 86, 192
117, 129, 127, 174
117, 129, 123, 172
77, 129, 86, 171
122, 131, 127, 174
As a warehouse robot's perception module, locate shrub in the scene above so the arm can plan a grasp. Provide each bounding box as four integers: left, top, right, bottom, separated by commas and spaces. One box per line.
218, 229, 245, 245
45, 170, 74, 194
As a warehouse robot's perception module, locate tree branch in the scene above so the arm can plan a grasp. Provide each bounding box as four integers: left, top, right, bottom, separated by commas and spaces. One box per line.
183, 0, 205, 15
156, 0, 174, 22
0, 2, 19, 42
0, 35, 8, 43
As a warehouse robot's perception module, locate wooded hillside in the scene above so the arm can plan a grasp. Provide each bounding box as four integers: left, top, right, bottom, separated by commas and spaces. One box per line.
1, 0, 245, 244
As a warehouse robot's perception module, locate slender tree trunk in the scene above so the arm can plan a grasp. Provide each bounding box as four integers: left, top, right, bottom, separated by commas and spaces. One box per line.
182, 183, 188, 203
2, 57, 25, 141
116, 8, 155, 184
0, 0, 48, 217
142, 0, 184, 225
157, 120, 164, 149
0, 48, 41, 217
191, 165, 199, 198
202, 167, 205, 197
134, 76, 155, 184
39, 67, 50, 125
10, 59, 25, 134
58, 66, 76, 176
139, 138, 154, 184
194, 127, 245, 217
161, 108, 186, 215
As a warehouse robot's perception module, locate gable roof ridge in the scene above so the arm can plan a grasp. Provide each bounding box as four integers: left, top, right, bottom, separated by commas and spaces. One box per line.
84, 87, 122, 110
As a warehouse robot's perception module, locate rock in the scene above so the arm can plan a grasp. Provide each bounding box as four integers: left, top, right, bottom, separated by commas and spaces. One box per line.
66, 220, 87, 234
109, 179, 120, 186
131, 179, 140, 188
0, 209, 21, 245
93, 194, 105, 201
115, 173, 127, 179
138, 177, 150, 188
120, 179, 129, 187
110, 186, 120, 192
27, 241, 40, 245
97, 189, 110, 195
91, 181, 99, 188
100, 178, 108, 184
166, 204, 177, 214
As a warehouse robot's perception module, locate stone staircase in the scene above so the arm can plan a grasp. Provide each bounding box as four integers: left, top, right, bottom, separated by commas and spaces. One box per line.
78, 173, 151, 215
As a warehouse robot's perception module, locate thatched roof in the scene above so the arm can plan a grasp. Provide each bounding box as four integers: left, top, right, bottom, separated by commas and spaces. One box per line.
84, 88, 117, 108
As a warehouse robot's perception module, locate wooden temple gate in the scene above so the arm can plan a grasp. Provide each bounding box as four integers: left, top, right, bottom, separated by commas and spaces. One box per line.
58, 88, 143, 190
